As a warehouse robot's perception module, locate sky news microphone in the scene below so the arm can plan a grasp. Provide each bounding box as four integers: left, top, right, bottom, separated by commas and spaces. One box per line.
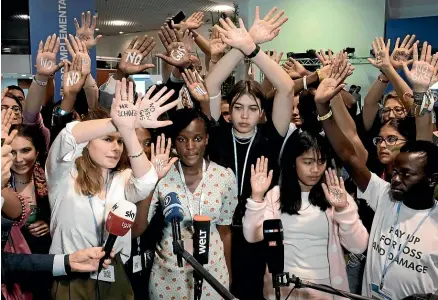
163, 192, 184, 267
98, 201, 136, 273
263, 219, 284, 300
193, 215, 211, 300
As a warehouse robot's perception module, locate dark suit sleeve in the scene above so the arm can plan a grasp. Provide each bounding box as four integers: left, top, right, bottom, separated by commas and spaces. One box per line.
1, 252, 54, 283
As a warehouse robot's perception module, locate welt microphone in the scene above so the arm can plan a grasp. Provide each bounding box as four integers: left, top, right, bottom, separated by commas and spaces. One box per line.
163, 192, 184, 267
98, 201, 136, 273
193, 215, 211, 300
263, 219, 284, 300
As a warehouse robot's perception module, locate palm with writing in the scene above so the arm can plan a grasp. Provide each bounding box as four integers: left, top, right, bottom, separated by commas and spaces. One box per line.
156, 26, 191, 68
63, 56, 88, 96
119, 35, 156, 75
322, 168, 348, 211
182, 69, 209, 103
249, 6, 288, 44
111, 78, 141, 131
390, 34, 417, 70
368, 37, 392, 73
65, 34, 91, 74
135, 85, 179, 129
74, 11, 102, 50
402, 42, 438, 93
250, 156, 273, 203
315, 52, 353, 104
36, 34, 60, 77
151, 134, 178, 180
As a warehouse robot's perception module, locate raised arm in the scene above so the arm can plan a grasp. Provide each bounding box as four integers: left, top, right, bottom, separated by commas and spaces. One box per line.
182, 69, 211, 118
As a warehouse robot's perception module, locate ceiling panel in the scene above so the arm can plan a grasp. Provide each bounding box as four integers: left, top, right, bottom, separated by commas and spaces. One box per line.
95, 0, 238, 35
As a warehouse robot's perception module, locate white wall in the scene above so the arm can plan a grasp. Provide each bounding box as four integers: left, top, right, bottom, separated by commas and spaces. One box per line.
245, 0, 386, 97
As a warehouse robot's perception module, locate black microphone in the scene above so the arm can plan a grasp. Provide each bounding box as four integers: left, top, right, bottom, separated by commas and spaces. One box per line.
263, 219, 284, 300
193, 215, 211, 300
163, 192, 184, 267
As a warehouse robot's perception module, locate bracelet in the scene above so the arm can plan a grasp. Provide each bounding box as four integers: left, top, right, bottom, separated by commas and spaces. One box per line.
317, 109, 333, 121
418, 91, 435, 116
246, 45, 260, 59
413, 92, 426, 106
303, 76, 308, 90
64, 255, 72, 275
378, 75, 389, 84
128, 150, 144, 159
316, 69, 324, 82
33, 75, 48, 86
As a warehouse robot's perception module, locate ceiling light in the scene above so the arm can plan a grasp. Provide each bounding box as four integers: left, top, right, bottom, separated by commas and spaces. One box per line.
209, 5, 234, 12
95, 28, 99, 31
119, 31, 124, 34
12, 14, 29, 20
21, 74, 27, 77
107, 20, 131, 26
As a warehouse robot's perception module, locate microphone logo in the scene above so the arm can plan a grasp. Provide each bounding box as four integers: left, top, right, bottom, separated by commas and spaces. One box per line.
199, 229, 207, 254
122, 222, 132, 229
125, 210, 135, 220
112, 203, 119, 211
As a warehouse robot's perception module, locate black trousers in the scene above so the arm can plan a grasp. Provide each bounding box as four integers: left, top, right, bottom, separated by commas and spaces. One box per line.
230, 227, 266, 300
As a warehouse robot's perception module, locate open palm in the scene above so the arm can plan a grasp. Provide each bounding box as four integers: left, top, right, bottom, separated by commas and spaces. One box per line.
390, 34, 417, 70
36, 34, 60, 76
250, 156, 273, 202
119, 35, 156, 75
151, 134, 178, 180
249, 6, 288, 44
322, 169, 348, 211
74, 11, 102, 49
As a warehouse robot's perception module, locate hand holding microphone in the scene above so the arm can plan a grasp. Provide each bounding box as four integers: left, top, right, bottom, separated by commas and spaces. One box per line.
98, 201, 137, 273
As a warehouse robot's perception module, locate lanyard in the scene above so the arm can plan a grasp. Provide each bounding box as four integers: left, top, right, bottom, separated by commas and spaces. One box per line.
232, 127, 257, 196
178, 159, 207, 220
380, 201, 436, 289
88, 171, 111, 246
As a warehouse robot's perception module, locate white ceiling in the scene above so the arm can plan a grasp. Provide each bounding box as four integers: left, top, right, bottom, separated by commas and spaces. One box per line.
95, 0, 247, 35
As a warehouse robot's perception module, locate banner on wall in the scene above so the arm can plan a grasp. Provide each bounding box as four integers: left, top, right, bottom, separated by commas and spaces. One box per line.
29, 0, 96, 101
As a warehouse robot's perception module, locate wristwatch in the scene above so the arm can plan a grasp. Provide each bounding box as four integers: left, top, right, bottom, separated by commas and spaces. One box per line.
64, 254, 72, 275
246, 45, 260, 59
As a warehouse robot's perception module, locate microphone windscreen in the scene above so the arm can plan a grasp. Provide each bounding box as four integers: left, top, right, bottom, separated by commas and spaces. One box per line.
193, 215, 210, 265
263, 219, 284, 275
105, 201, 137, 236
163, 192, 184, 224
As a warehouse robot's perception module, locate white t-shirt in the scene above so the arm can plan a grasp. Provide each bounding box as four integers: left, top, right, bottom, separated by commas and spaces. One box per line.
281, 192, 330, 279
358, 173, 438, 299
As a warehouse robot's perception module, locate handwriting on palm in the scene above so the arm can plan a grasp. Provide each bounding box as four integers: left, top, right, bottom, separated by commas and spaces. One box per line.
151, 134, 178, 180
74, 11, 102, 49
250, 157, 273, 198
406, 61, 434, 90
111, 79, 140, 130
166, 42, 191, 67
321, 169, 348, 210
390, 35, 417, 70
36, 34, 60, 76
189, 82, 208, 102
119, 35, 156, 75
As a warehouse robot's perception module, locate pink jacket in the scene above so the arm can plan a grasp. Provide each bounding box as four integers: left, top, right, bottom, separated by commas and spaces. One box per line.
243, 186, 369, 299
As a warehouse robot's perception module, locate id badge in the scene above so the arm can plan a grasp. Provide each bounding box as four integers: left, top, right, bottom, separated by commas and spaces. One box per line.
132, 255, 142, 273
184, 238, 194, 255
90, 265, 115, 282
370, 283, 393, 300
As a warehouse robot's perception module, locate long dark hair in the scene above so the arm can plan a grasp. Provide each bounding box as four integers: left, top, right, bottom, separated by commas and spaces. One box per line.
226, 80, 265, 112
279, 130, 332, 215
10, 124, 46, 164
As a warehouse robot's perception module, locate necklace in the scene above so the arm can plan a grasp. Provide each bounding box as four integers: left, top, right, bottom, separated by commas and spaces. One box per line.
14, 176, 33, 185
234, 137, 252, 145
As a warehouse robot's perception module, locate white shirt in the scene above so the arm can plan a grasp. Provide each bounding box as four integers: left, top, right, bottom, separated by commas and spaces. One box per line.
358, 173, 438, 299
46, 122, 158, 263
281, 192, 330, 279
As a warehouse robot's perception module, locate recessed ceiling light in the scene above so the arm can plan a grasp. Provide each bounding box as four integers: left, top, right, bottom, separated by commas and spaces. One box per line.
21, 74, 27, 77
119, 31, 124, 34
107, 20, 131, 26
209, 5, 234, 12
12, 14, 30, 20
95, 28, 99, 31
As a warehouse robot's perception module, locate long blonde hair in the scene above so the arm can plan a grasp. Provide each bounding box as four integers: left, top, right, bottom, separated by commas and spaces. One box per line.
74, 106, 129, 196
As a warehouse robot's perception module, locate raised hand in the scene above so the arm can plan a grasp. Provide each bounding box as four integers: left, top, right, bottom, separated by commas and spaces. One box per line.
268, 49, 284, 64
111, 78, 141, 130
368, 37, 392, 72
156, 26, 191, 68
322, 168, 348, 212
390, 34, 417, 70
119, 35, 156, 75
1, 144, 13, 188
182, 69, 209, 103
282, 57, 307, 79
316, 49, 335, 66
249, 6, 288, 44
63, 55, 89, 96
402, 42, 438, 93
35, 34, 60, 77
315, 52, 354, 104
215, 18, 255, 55
135, 85, 179, 129
173, 12, 204, 31
1, 108, 18, 146
250, 156, 273, 203
151, 134, 178, 180
210, 28, 227, 57
74, 11, 102, 50
65, 34, 91, 74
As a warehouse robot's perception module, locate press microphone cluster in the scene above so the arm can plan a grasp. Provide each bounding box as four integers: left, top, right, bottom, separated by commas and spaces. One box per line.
193, 215, 211, 300
98, 201, 136, 273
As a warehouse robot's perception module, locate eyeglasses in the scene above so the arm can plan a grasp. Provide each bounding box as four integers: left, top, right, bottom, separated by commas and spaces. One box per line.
1, 105, 22, 113
373, 136, 406, 146
382, 107, 405, 116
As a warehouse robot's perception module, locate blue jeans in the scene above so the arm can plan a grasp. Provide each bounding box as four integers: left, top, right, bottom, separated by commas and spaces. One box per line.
347, 253, 366, 294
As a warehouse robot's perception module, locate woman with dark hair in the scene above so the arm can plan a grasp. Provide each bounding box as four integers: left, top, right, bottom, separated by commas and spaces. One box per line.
205, 11, 294, 298
1, 93, 23, 125
147, 108, 238, 299
243, 131, 368, 299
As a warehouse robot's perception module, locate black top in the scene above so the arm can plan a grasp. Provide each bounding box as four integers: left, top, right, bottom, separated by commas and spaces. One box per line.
208, 117, 285, 225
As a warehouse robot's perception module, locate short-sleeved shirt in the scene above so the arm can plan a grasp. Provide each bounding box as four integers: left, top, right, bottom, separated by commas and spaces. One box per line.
358, 173, 438, 299
207, 118, 285, 224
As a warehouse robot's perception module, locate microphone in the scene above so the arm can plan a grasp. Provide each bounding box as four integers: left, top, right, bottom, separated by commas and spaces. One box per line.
263, 219, 284, 300
163, 192, 184, 267
98, 201, 136, 273
193, 215, 211, 300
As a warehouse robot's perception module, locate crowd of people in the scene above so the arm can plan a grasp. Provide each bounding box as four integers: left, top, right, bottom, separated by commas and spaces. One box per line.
1, 5, 438, 300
